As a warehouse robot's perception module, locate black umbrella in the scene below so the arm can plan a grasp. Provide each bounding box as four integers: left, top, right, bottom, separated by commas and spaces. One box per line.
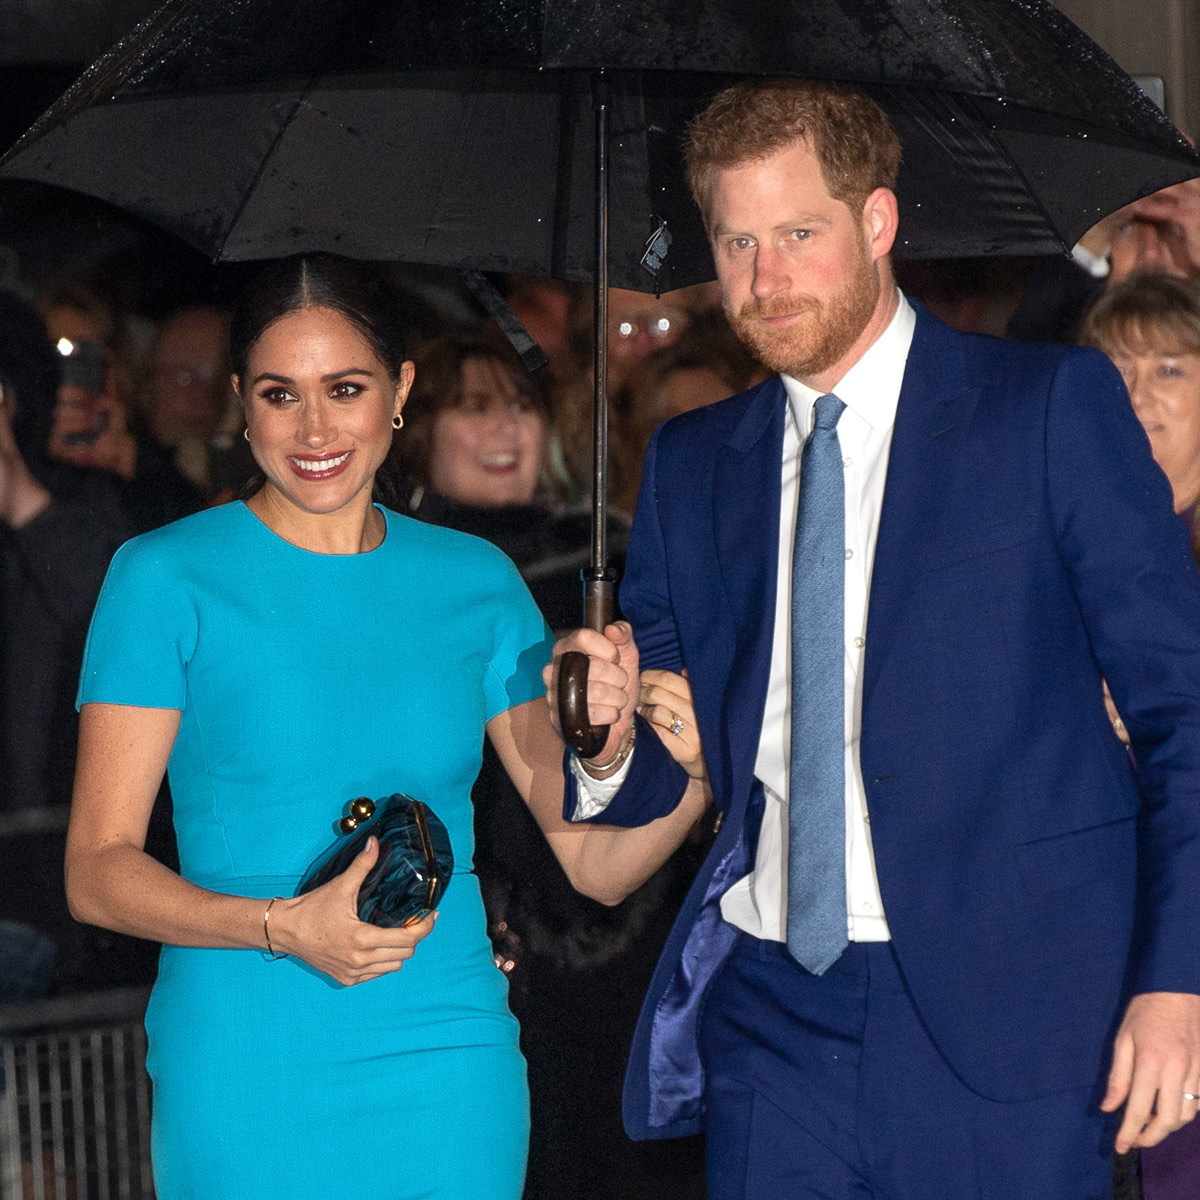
5, 0, 1198, 276
5, 0, 1197, 750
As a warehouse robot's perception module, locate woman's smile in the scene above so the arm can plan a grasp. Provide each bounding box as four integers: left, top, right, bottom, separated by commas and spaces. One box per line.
288, 448, 353, 479
478, 450, 519, 471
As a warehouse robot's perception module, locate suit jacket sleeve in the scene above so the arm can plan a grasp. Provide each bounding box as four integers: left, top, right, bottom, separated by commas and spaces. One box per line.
1048, 346, 1200, 996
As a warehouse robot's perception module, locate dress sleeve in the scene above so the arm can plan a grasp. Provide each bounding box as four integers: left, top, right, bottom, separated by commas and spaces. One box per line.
76, 532, 197, 711
482, 552, 555, 722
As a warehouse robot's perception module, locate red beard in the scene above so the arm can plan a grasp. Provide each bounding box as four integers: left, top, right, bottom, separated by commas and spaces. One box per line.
728, 254, 881, 383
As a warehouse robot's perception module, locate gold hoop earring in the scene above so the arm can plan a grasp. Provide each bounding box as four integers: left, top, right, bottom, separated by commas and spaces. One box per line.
392, 414, 403, 430
243, 428, 251, 443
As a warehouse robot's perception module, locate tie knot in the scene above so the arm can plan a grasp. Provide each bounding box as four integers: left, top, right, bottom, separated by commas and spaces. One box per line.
813, 394, 845, 431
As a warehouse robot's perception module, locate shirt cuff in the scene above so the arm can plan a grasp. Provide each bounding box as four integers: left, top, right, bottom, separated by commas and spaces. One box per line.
567, 747, 635, 820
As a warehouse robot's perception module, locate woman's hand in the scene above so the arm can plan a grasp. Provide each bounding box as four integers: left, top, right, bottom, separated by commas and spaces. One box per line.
638, 669, 708, 783
266, 837, 437, 986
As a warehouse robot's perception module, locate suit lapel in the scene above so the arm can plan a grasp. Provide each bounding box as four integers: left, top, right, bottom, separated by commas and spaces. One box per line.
863, 309, 979, 711
709, 377, 786, 799
713, 376, 786, 633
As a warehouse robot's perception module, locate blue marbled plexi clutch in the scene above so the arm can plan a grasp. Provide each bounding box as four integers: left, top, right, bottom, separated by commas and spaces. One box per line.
296, 794, 453, 927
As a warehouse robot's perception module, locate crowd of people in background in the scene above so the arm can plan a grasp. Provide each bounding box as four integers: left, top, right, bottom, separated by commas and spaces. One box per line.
2, 154, 1200, 1197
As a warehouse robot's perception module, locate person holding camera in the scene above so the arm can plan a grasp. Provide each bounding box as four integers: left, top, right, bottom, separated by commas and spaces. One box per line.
0, 288, 138, 991
38, 288, 208, 531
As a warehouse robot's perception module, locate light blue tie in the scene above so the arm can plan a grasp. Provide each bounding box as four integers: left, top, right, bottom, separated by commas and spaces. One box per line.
787, 393, 847, 975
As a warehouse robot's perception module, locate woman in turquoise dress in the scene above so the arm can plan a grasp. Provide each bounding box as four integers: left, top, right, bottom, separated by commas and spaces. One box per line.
65, 254, 710, 1200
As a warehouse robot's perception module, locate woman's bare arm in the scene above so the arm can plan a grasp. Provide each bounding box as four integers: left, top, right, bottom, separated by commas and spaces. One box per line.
66, 702, 434, 985
487, 696, 711, 906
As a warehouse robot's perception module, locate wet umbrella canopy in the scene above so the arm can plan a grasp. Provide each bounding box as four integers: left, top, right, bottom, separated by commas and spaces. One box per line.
3, 0, 1199, 288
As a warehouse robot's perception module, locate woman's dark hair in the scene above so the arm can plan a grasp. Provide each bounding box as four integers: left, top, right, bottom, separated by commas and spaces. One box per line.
229, 253, 410, 382
382, 335, 547, 496
0, 289, 61, 479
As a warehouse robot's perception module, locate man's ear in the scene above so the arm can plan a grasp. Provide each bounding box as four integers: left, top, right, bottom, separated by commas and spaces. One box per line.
863, 188, 899, 262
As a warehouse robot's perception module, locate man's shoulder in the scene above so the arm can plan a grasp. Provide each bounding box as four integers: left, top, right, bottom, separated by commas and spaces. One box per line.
910, 303, 1109, 388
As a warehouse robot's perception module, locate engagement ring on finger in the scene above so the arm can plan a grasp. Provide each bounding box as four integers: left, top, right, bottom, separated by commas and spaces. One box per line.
669, 714, 684, 736
1185, 1092, 1200, 1101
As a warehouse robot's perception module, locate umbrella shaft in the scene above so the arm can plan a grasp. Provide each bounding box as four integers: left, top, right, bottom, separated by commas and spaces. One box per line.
591, 69, 609, 578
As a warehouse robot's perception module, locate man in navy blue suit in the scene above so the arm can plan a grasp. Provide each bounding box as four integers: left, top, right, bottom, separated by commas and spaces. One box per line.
547, 79, 1200, 1197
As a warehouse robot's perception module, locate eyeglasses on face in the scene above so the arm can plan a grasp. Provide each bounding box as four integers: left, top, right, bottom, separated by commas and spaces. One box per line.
611, 309, 687, 340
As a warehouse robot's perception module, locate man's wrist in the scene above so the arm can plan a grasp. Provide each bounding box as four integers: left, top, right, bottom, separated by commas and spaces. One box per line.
578, 723, 636, 780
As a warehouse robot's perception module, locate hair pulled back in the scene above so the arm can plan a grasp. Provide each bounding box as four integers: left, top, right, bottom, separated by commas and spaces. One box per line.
229, 253, 410, 382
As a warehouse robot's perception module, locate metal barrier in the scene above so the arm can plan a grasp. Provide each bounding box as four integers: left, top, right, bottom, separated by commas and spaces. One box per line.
0, 988, 153, 1200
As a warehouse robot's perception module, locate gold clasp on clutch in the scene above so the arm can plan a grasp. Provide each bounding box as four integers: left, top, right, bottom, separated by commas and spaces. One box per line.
339, 797, 375, 834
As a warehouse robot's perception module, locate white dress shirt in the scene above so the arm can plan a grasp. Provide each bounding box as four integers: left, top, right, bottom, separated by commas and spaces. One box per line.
573, 294, 917, 946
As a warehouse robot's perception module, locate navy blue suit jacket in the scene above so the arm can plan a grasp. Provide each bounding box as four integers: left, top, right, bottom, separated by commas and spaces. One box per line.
568, 305, 1200, 1140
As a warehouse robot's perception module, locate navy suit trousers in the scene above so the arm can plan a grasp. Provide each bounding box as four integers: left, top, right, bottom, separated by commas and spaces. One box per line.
700, 935, 1116, 1199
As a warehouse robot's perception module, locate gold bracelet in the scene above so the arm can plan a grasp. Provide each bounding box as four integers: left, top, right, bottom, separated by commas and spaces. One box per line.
263, 896, 286, 960
581, 723, 637, 776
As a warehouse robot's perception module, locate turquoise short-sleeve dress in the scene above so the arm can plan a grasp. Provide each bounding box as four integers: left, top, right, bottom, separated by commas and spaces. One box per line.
77, 502, 555, 1200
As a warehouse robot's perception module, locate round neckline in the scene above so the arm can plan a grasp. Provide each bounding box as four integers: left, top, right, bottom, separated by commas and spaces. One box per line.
237, 500, 391, 558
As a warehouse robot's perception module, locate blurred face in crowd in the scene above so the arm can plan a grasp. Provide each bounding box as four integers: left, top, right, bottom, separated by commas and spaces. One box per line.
238, 306, 410, 525
41, 304, 107, 351
707, 137, 895, 392
1108, 339, 1200, 513
606, 289, 691, 392
147, 307, 230, 442
507, 277, 573, 366
1108, 216, 1192, 287
428, 356, 546, 508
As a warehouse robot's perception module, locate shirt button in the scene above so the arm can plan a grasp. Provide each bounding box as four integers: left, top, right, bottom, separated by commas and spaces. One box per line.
843, 456, 853, 468
844, 548, 853, 560
854, 636, 865, 648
